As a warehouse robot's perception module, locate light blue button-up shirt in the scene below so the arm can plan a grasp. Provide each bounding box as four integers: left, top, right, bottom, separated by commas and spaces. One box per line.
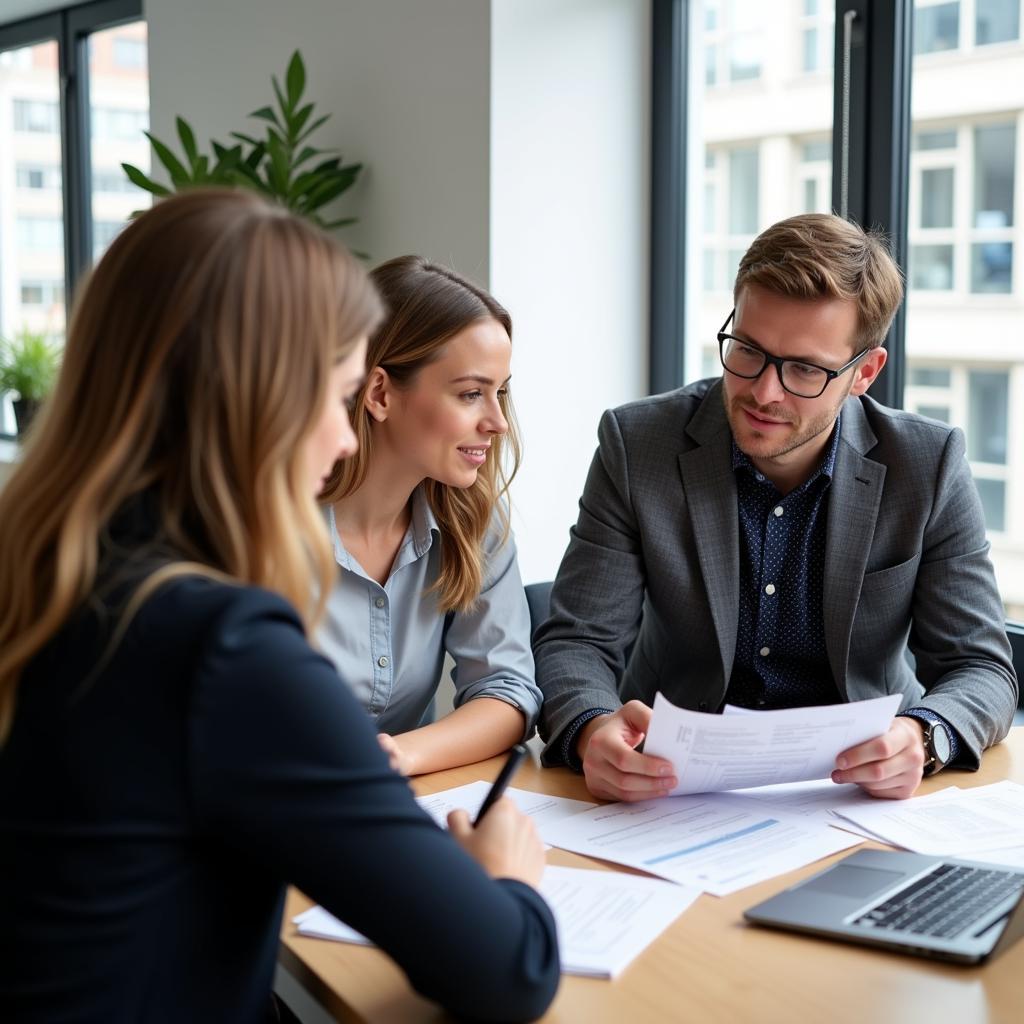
317, 487, 542, 737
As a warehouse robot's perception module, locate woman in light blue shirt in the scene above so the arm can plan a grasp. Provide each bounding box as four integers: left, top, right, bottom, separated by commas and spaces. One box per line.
318, 256, 541, 774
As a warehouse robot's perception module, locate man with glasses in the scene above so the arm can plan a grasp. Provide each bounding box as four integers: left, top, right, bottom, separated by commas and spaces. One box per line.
536, 213, 1017, 802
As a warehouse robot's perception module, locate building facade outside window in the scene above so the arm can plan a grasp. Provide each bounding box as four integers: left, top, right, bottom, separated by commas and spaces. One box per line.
0, 9, 149, 439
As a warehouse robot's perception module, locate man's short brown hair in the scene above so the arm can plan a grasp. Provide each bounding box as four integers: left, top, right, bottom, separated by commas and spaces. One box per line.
734, 213, 904, 349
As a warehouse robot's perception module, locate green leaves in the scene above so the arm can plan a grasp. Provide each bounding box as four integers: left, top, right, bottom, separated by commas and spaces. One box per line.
0, 328, 62, 402
120, 50, 362, 238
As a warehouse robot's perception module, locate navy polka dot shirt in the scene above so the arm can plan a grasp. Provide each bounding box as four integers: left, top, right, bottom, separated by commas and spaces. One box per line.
726, 420, 842, 709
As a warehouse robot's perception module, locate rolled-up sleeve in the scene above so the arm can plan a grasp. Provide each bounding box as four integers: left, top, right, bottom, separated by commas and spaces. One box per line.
445, 515, 543, 737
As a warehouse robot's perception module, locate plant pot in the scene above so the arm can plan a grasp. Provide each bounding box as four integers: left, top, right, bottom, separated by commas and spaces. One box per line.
13, 397, 42, 437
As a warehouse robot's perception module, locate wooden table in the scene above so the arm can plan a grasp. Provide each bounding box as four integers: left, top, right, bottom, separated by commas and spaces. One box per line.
279, 729, 1024, 1023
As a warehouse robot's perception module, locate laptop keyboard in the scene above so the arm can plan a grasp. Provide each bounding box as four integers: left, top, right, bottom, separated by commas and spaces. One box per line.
853, 864, 1024, 939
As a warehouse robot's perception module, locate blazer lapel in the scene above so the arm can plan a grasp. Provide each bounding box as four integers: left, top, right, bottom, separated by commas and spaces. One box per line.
824, 399, 885, 696
679, 384, 739, 685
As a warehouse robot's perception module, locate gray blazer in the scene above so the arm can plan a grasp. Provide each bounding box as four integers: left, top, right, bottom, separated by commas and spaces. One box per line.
535, 378, 1018, 768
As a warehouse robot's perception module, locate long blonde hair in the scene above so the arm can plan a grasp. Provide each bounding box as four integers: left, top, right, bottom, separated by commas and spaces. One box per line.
0, 189, 381, 743
321, 255, 522, 613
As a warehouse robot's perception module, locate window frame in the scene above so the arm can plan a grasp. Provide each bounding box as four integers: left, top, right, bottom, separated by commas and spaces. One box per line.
0, 0, 142, 441
649, 0, 913, 402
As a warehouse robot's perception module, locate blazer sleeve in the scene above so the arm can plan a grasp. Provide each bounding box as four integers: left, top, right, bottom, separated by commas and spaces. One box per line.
906, 427, 1018, 763
444, 514, 543, 736
534, 407, 648, 764
187, 589, 559, 1022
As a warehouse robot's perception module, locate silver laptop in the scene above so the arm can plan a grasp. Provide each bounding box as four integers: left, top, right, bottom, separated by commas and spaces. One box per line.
744, 848, 1024, 964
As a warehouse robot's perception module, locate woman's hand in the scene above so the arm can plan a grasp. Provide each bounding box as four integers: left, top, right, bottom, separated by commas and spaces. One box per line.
377, 732, 416, 776
447, 798, 545, 889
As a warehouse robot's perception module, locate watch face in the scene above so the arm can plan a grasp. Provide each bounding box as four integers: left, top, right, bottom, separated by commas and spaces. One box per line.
932, 724, 952, 764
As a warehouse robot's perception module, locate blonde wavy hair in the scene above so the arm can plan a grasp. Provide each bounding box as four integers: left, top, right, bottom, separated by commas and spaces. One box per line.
0, 189, 381, 744
321, 255, 521, 613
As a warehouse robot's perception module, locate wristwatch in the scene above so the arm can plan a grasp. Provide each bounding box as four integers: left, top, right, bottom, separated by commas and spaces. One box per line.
919, 718, 952, 777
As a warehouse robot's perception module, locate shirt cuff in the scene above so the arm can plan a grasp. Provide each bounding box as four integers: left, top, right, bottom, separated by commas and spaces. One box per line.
898, 708, 962, 764
560, 708, 617, 773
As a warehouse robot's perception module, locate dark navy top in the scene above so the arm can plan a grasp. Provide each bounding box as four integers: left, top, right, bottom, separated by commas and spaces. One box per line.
0, 573, 558, 1023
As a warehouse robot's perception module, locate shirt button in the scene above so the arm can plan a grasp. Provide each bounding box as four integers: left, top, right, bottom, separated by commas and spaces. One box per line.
759, 646, 770, 657
765, 583, 776, 595
377, 655, 390, 668
773, 505, 784, 517
375, 596, 385, 608
755, 473, 765, 482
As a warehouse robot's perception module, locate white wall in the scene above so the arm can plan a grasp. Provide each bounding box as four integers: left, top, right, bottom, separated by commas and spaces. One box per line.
491, 0, 651, 582
146, 0, 493, 276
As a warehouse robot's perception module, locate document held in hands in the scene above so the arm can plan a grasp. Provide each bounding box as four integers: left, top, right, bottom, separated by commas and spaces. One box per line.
644, 692, 901, 795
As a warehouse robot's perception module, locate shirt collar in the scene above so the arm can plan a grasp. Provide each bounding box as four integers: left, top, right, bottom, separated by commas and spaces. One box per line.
325, 484, 441, 570
410, 485, 441, 557
731, 413, 843, 488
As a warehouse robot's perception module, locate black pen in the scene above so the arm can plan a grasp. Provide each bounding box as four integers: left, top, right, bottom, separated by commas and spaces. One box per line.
473, 743, 528, 826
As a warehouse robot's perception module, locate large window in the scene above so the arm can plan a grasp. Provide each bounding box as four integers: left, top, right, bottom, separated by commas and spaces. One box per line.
907, 0, 1023, 617
0, 0, 148, 440
654, 0, 1024, 618
686, 0, 835, 388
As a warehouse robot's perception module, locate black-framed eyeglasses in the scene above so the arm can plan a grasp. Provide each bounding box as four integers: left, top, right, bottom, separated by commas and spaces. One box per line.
716, 309, 869, 399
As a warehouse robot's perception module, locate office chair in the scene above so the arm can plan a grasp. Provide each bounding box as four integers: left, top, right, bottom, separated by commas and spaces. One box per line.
524, 581, 553, 641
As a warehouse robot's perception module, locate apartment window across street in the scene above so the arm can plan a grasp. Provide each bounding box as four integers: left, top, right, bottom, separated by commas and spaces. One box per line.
0, 0, 149, 441
908, 119, 1017, 295
915, 0, 1022, 54
12, 96, 58, 132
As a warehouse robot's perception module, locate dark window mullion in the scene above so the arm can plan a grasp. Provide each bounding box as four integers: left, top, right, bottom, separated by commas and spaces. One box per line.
649, 0, 689, 395
64, 0, 144, 296
58, 13, 89, 293
832, 0, 914, 410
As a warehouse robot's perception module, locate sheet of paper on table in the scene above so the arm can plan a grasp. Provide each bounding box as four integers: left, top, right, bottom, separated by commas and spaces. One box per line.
292, 865, 700, 979
729, 778, 879, 824
831, 780, 1024, 856
644, 692, 901, 796
541, 791, 862, 896
415, 782, 595, 842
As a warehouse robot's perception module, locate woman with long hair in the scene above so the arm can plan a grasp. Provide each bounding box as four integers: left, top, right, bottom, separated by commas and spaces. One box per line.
0, 191, 557, 1023
319, 255, 540, 775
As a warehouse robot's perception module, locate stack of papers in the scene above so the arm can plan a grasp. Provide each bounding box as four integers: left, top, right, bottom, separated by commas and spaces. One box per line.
831, 781, 1024, 857
293, 865, 699, 978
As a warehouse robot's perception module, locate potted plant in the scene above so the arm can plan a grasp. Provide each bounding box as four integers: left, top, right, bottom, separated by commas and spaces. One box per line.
122, 51, 363, 239
0, 327, 62, 436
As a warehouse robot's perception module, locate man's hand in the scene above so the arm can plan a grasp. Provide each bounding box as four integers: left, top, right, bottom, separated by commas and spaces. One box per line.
577, 701, 677, 801
832, 716, 927, 799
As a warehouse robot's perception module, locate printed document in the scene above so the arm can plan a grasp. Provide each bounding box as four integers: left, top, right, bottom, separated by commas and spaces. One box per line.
293, 865, 700, 978
644, 692, 900, 795
541, 792, 862, 896
730, 778, 880, 825
416, 782, 595, 841
831, 780, 1024, 855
